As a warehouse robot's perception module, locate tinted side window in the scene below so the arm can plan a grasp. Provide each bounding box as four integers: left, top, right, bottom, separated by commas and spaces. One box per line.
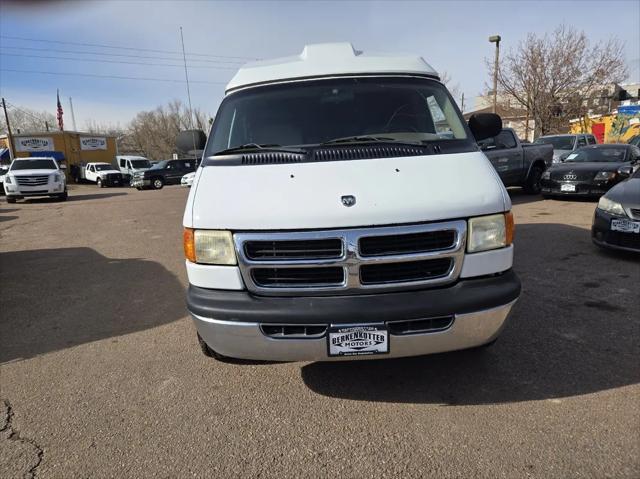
587, 135, 596, 145
631, 146, 640, 160
496, 130, 517, 149
577, 137, 587, 147
119, 159, 126, 168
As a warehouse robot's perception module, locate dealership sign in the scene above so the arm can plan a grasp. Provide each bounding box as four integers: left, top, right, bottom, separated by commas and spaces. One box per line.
80, 137, 107, 150
15, 137, 55, 152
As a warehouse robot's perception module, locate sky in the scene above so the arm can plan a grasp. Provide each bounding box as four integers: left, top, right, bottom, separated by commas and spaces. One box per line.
1, 0, 638, 130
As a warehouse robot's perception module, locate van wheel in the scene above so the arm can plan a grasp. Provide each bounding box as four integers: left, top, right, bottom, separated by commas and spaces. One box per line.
58, 191, 68, 201
524, 165, 544, 194
152, 177, 164, 190
97, 178, 103, 188
6, 197, 17, 204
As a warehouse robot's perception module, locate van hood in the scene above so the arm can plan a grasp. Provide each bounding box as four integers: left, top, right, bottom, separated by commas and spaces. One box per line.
186, 152, 509, 230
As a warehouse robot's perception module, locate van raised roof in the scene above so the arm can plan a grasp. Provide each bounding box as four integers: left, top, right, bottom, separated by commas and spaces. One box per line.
226, 42, 439, 92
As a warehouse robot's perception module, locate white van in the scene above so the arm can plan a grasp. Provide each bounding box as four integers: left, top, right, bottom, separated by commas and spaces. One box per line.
116, 155, 151, 182
183, 43, 521, 362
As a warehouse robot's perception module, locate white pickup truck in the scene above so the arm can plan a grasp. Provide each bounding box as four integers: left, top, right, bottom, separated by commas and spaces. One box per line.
73, 162, 123, 187
3, 157, 67, 203
183, 43, 521, 362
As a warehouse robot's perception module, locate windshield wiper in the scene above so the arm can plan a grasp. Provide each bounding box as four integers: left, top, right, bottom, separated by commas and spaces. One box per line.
321, 135, 424, 146
212, 143, 307, 156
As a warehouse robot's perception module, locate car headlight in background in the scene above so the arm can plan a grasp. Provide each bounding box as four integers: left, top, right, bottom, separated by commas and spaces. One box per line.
467, 212, 514, 253
183, 229, 237, 265
594, 171, 616, 181
541, 170, 551, 180
597, 197, 626, 217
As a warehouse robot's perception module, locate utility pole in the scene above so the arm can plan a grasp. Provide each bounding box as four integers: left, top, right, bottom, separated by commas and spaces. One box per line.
489, 35, 501, 114
69, 97, 77, 131
460, 92, 465, 113
2, 98, 15, 161
45, 121, 50, 132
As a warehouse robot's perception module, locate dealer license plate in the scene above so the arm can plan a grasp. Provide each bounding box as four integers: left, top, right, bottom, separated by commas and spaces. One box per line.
611, 218, 640, 233
560, 184, 576, 192
328, 324, 389, 357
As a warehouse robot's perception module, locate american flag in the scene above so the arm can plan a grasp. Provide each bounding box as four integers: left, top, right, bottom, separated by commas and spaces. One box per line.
56, 89, 64, 131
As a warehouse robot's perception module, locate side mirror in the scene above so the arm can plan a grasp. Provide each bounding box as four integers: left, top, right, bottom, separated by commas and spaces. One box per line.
468, 113, 502, 142
617, 165, 633, 178
176, 130, 207, 154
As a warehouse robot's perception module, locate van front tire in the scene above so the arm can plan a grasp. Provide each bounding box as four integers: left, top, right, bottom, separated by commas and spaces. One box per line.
197, 333, 237, 362
6, 196, 16, 204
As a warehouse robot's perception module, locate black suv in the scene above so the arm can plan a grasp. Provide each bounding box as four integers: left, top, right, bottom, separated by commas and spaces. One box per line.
131, 159, 197, 190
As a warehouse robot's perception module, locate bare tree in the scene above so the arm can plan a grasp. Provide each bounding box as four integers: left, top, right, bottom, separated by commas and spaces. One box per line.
126, 100, 210, 159
492, 25, 627, 136
0, 106, 56, 134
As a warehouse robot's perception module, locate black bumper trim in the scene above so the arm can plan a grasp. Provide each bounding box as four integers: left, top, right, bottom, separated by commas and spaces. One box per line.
186, 270, 521, 324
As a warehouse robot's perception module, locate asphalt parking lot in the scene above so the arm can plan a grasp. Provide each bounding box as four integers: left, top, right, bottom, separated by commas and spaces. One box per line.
1, 184, 638, 478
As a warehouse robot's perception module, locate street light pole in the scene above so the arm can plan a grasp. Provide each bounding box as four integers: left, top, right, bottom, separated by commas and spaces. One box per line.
489, 35, 501, 114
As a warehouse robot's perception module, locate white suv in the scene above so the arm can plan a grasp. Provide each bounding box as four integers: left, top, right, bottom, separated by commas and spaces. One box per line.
3, 157, 67, 203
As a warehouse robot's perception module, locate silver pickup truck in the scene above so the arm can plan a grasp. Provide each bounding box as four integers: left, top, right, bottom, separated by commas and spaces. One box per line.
479, 128, 554, 194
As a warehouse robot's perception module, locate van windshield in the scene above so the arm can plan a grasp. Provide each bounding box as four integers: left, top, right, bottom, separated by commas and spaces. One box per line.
206, 77, 469, 156
130, 159, 150, 168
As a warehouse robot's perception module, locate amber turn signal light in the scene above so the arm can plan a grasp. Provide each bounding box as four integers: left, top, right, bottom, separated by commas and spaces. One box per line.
183, 228, 196, 262
505, 211, 514, 245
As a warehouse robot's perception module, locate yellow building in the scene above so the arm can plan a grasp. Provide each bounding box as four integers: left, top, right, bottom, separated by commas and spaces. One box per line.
0, 130, 117, 178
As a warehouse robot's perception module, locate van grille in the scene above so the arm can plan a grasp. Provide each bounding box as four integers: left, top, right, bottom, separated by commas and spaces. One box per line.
388, 316, 454, 335
234, 221, 466, 295
16, 175, 49, 186
360, 258, 452, 285
252, 267, 345, 288
359, 230, 456, 256
245, 239, 342, 260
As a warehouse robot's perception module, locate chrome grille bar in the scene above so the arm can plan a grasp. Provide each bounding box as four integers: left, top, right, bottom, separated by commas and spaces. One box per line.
234, 220, 466, 296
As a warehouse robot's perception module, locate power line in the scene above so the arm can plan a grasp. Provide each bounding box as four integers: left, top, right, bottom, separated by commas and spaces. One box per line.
1, 45, 245, 64
0, 68, 227, 85
0, 35, 259, 61
0, 51, 238, 70
5, 101, 51, 124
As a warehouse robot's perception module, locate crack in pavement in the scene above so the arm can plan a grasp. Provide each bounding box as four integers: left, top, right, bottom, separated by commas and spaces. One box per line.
1, 399, 44, 479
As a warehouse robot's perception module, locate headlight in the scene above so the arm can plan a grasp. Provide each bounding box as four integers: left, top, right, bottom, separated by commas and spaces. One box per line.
542, 170, 551, 180
4, 175, 12, 184
183, 229, 236, 265
468, 212, 514, 253
53, 174, 61, 182
597, 197, 626, 216
594, 171, 616, 181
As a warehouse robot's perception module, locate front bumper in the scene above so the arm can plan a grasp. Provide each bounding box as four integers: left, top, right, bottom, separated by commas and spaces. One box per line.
592, 208, 640, 252
188, 270, 521, 361
541, 179, 614, 197
4, 183, 65, 197
130, 177, 150, 188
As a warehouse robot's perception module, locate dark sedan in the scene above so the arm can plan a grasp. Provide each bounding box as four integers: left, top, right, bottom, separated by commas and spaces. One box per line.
592, 167, 640, 252
541, 144, 640, 198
